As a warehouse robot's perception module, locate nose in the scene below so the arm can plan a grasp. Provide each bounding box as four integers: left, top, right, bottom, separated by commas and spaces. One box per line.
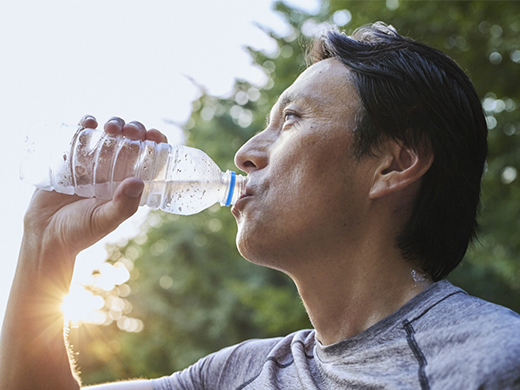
234, 131, 270, 174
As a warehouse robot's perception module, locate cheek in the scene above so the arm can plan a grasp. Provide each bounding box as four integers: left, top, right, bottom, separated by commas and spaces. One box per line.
235, 132, 358, 260
267, 136, 347, 212
263, 165, 341, 238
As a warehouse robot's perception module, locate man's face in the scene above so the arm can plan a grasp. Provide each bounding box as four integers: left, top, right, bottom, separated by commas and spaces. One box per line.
232, 59, 378, 273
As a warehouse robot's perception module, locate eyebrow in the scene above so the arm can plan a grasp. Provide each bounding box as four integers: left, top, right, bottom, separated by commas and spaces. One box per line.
278, 91, 302, 109
266, 91, 303, 126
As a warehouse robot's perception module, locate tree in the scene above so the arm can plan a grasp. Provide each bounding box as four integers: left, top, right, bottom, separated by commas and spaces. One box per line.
322, 0, 520, 311
73, 1, 520, 384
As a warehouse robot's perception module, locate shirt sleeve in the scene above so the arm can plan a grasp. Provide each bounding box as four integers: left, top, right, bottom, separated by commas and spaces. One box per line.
150, 337, 284, 390
150, 345, 237, 390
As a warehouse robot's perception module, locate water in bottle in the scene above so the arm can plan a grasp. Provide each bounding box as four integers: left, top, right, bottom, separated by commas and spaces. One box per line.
20, 123, 247, 215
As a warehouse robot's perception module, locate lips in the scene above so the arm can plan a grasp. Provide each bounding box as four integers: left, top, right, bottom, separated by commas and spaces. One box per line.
242, 186, 254, 199
231, 184, 255, 216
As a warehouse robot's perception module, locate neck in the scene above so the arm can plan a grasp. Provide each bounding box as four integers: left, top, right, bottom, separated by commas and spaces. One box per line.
289, 245, 432, 346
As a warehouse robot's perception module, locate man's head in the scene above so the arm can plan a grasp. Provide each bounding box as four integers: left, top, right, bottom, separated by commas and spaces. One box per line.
233, 59, 369, 273
233, 23, 487, 282
308, 23, 488, 280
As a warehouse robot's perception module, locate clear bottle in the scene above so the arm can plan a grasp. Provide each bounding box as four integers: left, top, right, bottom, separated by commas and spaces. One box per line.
20, 123, 247, 215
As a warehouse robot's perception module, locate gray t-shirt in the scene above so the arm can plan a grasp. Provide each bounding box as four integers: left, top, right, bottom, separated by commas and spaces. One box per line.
152, 280, 520, 389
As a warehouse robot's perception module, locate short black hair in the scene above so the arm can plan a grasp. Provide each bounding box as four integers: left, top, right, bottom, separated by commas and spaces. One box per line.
309, 22, 488, 281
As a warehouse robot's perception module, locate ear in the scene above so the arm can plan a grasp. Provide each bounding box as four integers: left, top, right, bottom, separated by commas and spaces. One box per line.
369, 141, 433, 199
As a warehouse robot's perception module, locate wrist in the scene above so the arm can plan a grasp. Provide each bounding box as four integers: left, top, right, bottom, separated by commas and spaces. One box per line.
18, 232, 77, 287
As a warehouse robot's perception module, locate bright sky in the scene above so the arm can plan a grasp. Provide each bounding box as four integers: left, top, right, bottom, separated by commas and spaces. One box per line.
0, 0, 320, 328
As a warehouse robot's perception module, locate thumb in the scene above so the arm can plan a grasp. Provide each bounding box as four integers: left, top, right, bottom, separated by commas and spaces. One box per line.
92, 178, 144, 236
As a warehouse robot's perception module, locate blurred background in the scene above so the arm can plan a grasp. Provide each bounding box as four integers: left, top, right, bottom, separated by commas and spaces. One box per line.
1, 0, 519, 385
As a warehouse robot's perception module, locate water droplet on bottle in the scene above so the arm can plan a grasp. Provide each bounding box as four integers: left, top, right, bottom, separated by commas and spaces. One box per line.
75, 166, 86, 177
148, 194, 161, 209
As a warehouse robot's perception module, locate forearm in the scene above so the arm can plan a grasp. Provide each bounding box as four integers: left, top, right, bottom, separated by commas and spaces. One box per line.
1, 116, 151, 390
0, 237, 81, 390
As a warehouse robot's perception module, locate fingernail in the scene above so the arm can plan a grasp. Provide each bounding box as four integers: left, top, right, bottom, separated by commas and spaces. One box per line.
128, 121, 145, 130
125, 182, 144, 198
105, 119, 124, 134
107, 119, 122, 128
108, 117, 124, 125
78, 114, 96, 126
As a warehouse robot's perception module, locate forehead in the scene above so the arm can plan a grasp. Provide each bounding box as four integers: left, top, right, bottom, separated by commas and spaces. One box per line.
276, 58, 359, 112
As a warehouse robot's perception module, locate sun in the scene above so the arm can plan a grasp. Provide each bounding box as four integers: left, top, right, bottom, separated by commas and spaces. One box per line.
61, 283, 105, 326
60, 260, 143, 333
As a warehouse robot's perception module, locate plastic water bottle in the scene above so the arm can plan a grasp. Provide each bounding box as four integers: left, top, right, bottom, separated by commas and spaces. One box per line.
20, 123, 247, 215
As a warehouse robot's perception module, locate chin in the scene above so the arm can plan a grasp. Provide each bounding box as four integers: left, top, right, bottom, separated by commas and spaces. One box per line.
235, 234, 291, 276
235, 230, 256, 263
234, 210, 294, 269
236, 233, 267, 265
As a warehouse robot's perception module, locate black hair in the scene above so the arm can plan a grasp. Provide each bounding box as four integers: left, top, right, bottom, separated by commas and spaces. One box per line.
309, 22, 488, 281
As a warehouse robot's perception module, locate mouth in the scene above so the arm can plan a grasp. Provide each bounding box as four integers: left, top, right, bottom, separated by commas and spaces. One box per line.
231, 186, 254, 216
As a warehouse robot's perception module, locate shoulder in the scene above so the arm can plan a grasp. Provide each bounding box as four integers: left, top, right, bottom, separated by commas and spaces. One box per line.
416, 285, 520, 340
411, 283, 520, 388
151, 330, 316, 390
207, 329, 316, 380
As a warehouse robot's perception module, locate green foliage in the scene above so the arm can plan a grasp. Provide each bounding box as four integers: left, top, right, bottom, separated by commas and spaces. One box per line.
315, 0, 520, 313
76, 0, 520, 385
115, 209, 308, 378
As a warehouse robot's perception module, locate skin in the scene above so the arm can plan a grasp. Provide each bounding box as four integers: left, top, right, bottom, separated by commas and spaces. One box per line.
233, 58, 434, 344
0, 58, 433, 389
0, 117, 159, 390
233, 58, 370, 270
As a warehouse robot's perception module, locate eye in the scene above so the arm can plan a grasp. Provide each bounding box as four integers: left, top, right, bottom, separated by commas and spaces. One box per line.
283, 111, 298, 123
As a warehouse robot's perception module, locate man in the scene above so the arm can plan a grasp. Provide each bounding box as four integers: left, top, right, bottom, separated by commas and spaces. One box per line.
1, 22, 519, 390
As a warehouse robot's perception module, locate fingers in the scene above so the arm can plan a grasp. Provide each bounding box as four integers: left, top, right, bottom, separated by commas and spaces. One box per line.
102, 117, 144, 140
79, 115, 98, 129
146, 128, 168, 144
104, 117, 147, 140
104, 117, 125, 136
101, 116, 168, 143
124, 121, 147, 140
80, 115, 168, 143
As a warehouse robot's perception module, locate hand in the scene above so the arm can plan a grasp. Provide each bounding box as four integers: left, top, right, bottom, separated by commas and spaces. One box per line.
23, 115, 168, 264
2, 115, 168, 390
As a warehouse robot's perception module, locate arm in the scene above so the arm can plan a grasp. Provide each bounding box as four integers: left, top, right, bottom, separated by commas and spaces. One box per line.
0, 116, 165, 390
84, 380, 153, 389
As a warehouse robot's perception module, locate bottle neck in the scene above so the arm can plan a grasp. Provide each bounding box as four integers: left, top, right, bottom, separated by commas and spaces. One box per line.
220, 170, 247, 207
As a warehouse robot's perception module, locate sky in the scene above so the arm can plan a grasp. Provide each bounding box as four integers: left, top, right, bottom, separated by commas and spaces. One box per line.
0, 0, 320, 329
